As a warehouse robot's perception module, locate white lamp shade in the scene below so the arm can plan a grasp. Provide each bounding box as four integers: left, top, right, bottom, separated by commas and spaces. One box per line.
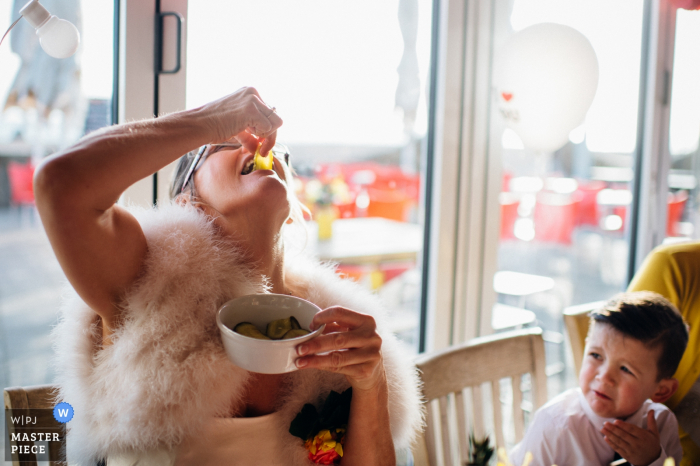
494, 23, 599, 153
37, 16, 80, 59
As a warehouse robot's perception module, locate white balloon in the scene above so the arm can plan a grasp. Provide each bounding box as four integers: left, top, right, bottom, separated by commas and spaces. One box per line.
494, 23, 599, 153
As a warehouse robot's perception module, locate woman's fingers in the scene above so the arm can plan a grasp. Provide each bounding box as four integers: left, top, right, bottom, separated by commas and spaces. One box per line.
235, 131, 261, 154
258, 123, 279, 154
296, 347, 380, 371
204, 87, 282, 148
320, 322, 349, 334
295, 306, 386, 391
243, 94, 274, 136
297, 328, 381, 357
310, 306, 376, 331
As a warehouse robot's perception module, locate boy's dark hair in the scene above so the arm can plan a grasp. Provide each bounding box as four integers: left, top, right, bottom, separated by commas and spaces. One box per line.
590, 291, 688, 380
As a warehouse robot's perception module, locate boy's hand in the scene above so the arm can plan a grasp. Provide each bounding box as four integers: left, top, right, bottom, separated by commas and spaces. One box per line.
601, 411, 662, 466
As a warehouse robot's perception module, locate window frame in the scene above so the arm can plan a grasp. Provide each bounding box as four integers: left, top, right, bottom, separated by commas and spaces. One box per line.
424, 0, 680, 350
118, 0, 187, 207
117, 0, 680, 352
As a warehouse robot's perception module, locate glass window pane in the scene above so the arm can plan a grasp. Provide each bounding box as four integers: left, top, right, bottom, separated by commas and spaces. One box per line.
493, 0, 645, 399
0, 0, 114, 393
666, 9, 700, 240
187, 0, 434, 353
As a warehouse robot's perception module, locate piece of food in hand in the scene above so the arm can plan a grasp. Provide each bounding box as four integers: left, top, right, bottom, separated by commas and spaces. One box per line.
233, 322, 271, 340
282, 329, 310, 340
253, 145, 273, 171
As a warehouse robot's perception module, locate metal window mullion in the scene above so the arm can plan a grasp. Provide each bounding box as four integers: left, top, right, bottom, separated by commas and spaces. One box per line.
451, 0, 478, 346
628, 0, 677, 282
425, 0, 470, 352
118, 0, 157, 207
111, 0, 120, 125
454, 0, 497, 344
418, 0, 443, 354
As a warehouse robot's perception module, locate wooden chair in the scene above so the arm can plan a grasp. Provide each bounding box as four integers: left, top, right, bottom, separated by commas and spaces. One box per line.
412, 328, 548, 466
563, 301, 604, 376
4, 384, 65, 466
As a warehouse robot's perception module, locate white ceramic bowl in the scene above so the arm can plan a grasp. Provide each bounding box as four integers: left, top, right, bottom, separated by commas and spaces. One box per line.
216, 293, 325, 374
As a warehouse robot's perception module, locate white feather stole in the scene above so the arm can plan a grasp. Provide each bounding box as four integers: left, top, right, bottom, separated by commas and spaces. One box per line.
52, 202, 424, 465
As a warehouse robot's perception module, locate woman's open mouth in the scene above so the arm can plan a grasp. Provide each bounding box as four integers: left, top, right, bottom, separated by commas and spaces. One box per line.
241, 159, 254, 175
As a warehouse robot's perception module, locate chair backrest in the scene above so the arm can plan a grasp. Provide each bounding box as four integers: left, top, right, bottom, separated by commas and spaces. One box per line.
4, 384, 64, 466
534, 193, 576, 245
563, 301, 604, 376
412, 328, 548, 466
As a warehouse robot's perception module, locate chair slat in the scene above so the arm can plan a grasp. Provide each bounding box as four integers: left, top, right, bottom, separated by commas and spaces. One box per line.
415, 330, 543, 400
455, 390, 469, 462
531, 332, 549, 410
512, 375, 525, 441
438, 395, 454, 466
472, 384, 484, 439
415, 329, 548, 465
492, 379, 505, 449
425, 401, 439, 466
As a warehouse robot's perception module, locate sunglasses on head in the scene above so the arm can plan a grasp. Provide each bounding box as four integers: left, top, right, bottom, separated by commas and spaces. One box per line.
180, 142, 291, 193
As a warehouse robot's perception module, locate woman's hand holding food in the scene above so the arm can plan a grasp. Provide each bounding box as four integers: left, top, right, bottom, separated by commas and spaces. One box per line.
196, 86, 283, 155
295, 306, 385, 392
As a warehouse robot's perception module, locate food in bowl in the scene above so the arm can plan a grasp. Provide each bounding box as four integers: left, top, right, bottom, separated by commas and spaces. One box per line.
216, 293, 325, 374
233, 316, 311, 340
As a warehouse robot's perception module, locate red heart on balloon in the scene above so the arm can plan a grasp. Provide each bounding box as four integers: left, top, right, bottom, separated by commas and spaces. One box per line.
502, 92, 513, 102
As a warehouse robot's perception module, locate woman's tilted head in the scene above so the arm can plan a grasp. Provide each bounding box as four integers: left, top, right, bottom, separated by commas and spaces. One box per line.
170, 142, 308, 230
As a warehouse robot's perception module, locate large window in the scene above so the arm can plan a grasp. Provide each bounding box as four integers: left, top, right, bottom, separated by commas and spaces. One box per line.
187, 0, 435, 353
492, 0, 646, 395
0, 0, 115, 453
666, 8, 700, 240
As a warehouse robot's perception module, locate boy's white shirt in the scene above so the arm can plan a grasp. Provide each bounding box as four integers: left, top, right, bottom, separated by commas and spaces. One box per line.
509, 388, 682, 466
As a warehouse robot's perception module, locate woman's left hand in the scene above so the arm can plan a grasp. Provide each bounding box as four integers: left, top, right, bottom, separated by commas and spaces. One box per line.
295, 306, 385, 392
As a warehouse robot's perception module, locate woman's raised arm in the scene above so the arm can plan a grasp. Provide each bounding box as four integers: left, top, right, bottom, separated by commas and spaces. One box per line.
34, 88, 281, 337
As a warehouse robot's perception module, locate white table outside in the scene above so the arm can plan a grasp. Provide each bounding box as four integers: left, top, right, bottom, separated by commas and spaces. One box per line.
305, 217, 423, 265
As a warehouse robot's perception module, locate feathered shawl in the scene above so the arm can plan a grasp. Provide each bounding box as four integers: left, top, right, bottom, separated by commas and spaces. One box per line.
52, 202, 424, 465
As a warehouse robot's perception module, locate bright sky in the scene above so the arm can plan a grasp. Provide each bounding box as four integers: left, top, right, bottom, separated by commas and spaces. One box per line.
186, 0, 433, 146
669, 9, 700, 156
0, 1, 698, 154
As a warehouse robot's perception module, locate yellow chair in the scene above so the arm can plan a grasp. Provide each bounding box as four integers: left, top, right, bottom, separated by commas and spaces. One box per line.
563, 301, 604, 376
412, 328, 548, 466
4, 384, 65, 466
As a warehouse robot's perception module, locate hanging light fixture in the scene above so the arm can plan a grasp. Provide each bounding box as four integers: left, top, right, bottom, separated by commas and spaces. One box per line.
0, 0, 80, 59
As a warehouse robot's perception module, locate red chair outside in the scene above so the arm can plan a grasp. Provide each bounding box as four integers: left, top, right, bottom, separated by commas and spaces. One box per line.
367, 187, 409, 222
667, 190, 688, 237
500, 192, 519, 240
575, 180, 605, 226
314, 162, 420, 222
7, 161, 35, 206
534, 193, 576, 245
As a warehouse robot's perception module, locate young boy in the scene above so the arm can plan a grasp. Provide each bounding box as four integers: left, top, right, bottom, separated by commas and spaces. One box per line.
510, 291, 688, 466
